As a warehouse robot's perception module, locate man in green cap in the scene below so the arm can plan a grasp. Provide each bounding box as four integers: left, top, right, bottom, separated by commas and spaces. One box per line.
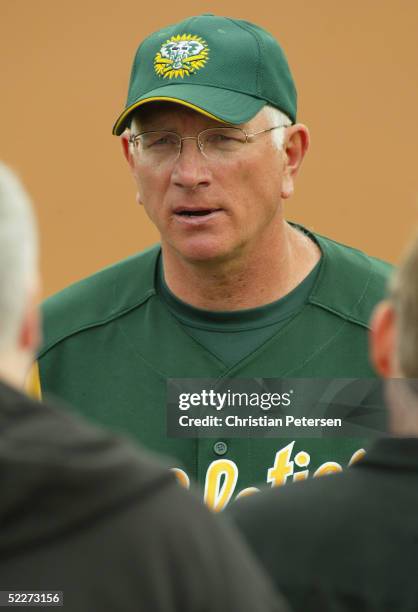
34, 15, 391, 509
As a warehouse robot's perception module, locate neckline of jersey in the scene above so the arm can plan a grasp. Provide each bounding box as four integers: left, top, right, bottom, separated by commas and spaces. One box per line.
157, 250, 322, 332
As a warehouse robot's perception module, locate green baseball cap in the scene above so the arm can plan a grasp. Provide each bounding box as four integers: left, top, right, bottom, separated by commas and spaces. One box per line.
112, 14, 297, 135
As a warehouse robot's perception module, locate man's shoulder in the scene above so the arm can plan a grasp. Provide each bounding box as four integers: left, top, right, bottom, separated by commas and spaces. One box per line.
227, 468, 377, 610
311, 231, 393, 328
0, 379, 175, 543
228, 468, 363, 563
316, 232, 392, 275
230, 469, 352, 528
40, 245, 160, 355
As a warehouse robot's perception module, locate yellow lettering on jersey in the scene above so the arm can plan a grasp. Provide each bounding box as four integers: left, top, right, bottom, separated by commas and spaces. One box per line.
204, 459, 238, 512
267, 442, 295, 486
348, 448, 366, 466
314, 461, 343, 478
171, 468, 190, 489
235, 487, 260, 500
293, 450, 310, 482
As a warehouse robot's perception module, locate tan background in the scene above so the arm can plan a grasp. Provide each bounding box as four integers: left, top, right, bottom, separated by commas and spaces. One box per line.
1, 0, 417, 298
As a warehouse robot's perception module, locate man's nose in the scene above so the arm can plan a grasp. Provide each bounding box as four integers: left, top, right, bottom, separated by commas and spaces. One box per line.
171, 138, 211, 190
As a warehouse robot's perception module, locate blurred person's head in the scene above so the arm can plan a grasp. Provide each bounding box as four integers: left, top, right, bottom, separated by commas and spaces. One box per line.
389, 237, 418, 379
370, 231, 418, 433
0, 164, 40, 388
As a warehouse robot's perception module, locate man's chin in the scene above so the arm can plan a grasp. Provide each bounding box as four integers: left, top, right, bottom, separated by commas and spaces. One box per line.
170, 239, 233, 266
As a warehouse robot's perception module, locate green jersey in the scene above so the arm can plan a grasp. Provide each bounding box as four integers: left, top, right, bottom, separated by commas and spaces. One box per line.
37, 229, 392, 509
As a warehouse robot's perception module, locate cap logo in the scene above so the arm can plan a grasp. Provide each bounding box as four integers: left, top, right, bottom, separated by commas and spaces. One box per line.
154, 34, 209, 79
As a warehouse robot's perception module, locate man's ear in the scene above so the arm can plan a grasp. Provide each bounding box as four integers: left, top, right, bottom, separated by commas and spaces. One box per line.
281, 124, 310, 200
369, 300, 397, 377
121, 131, 135, 169
121, 131, 144, 207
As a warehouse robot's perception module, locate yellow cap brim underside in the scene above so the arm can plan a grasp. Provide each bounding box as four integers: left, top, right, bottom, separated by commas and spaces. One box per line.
112, 96, 227, 135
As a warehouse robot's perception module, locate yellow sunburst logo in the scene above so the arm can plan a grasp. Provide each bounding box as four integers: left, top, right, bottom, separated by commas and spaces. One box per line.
154, 34, 209, 79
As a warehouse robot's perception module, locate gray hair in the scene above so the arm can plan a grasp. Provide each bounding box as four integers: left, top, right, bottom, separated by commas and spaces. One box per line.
389, 231, 418, 380
0, 164, 38, 352
263, 105, 292, 150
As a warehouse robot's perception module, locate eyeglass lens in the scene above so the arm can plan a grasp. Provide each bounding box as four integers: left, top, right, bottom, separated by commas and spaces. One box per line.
132, 127, 248, 162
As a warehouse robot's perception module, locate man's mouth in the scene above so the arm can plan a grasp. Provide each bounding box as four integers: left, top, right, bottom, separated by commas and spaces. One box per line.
173, 208, 223, 219
176, 209, 218, 217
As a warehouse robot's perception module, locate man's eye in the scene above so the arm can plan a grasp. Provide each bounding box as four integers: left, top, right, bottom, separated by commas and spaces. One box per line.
205, 129, 245, 146
148, 136, 176, 147
207, 133, 234, 143
143, 135, 177, 148
206, 134, 237, 145
152, 137, 172, 146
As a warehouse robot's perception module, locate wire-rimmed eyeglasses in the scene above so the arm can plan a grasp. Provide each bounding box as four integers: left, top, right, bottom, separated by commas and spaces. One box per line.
128, 125, 288, 164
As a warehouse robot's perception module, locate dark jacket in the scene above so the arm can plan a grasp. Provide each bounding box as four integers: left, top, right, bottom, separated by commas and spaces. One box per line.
0, 380, 287, 612
228, 437, 418, 612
